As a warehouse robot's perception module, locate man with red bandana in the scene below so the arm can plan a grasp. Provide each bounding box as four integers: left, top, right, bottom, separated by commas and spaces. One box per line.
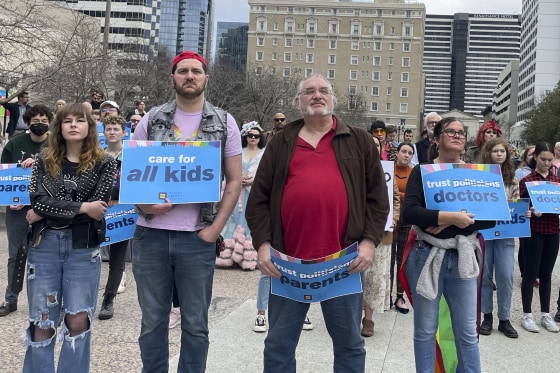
246, 74, 389, 373
131, 50, 242, 372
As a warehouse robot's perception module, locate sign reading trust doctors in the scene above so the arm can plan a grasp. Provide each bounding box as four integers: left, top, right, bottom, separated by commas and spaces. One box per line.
118, 140, 222, 204
525, 180, 560, 214
421, 163, 511, 220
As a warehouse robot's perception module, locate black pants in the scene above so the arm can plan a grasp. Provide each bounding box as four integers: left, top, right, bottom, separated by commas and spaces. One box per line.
520, 233, 559, 313
103, 240, 129, 295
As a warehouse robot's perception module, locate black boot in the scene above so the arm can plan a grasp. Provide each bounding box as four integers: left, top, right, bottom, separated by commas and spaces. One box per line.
480, 313, 493, 335
98, 294, 115, 320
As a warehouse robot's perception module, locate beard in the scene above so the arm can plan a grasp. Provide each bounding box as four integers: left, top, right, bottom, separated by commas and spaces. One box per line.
174, 77, 207, 100
303, 103, 332, 116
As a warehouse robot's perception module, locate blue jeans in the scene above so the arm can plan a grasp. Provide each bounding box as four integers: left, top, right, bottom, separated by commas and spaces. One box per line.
264, 293, 365, 373
256, 273, 270, 312
23, 229, 101, 373
5, 207, 30, 303
405, 241, 480, 373
481, 238, 514, 320
132, 226, 215, 373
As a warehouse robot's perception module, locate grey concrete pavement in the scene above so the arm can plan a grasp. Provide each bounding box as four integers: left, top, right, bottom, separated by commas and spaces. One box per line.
0, 221, 559, 372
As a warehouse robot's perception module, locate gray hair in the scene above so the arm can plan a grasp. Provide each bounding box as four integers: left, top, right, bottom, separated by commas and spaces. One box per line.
292, 74, 338, 107
424, 111, 441, 128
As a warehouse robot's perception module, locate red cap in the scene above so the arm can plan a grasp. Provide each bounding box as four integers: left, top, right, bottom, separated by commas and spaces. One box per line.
172, 51, 207, 72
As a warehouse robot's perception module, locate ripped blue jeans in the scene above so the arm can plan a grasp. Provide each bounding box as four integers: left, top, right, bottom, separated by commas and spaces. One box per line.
23, 228, 101, 373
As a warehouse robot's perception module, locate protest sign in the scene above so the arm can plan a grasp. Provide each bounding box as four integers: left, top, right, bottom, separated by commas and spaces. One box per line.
525, 181, 560, 214
421, 163, 510, 220
480, 199, 530, 240
101, 204, 138, 247
119, 140, 221, 204
0, 164, 31, 205
270, 242, 362, 303
382, 160, 394, 231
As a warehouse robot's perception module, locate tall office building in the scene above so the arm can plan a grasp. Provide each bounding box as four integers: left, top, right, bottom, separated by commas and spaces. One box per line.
159, 0, 213, 59
247, 0, 426, 129
423, 13, 521, 117
215, 22, 249, 69
517, 0, 560, 121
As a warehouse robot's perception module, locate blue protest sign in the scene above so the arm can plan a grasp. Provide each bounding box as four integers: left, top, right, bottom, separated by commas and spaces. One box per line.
101, 204, 138, 247
480, 199, 530, 240
525, 181, 560, 214
421, 163, 511, 220
270, 242, 362, 303
0, 164, 31, 205
119, 140, 222, 204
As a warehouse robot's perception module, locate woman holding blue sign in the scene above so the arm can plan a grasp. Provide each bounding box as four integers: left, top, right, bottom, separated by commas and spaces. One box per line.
401, 117, 495, 372
477, 138, 520, 338
518, 142, 560, 333
24, 103, 116, 372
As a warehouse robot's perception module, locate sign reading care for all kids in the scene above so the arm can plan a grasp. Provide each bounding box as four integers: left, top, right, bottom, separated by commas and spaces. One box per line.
270, 242, 362, 303
0, 164, 31, 205
420, 163, 510, 220
480, 199, 531, 240
525, 181, 560, 214
119, 140, 221, 204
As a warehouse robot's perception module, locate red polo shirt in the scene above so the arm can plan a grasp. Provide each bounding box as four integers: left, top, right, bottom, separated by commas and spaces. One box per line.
281, 119, 349, 259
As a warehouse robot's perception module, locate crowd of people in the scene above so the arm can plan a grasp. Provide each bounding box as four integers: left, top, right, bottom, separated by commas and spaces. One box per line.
0, 50, 559, 373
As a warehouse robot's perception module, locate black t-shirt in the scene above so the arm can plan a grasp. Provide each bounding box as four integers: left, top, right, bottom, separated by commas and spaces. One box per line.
61, 158, 79, 201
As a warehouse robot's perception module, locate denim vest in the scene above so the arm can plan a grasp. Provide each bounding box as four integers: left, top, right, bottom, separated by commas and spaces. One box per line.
143, 99, 227, 224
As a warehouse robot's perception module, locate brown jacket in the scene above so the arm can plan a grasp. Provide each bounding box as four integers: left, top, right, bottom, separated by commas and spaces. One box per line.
246, 116, 389, 254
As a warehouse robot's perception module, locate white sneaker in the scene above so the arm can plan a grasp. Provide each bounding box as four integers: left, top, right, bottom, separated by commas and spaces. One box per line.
303, 316, 314, 330
521, 314, 539, 333
169, 307, 181, 329
540, 314, 559, 333
117, 272, 126, 294
253, 314, 267, 332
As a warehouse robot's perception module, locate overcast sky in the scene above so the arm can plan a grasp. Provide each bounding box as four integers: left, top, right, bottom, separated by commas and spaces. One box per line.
214, 0, 523, 23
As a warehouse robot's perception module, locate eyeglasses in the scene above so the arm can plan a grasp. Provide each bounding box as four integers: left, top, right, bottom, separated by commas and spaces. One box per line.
485, 130, 498, 135
426, 121, 438, 128
442, 129, 467, 139
247, 133, 260, 139
101, 107, 117, 113
274, 118, 286, 122
130, 119, 140, 123
372, 128, 386, 135
299, 88, 331, 96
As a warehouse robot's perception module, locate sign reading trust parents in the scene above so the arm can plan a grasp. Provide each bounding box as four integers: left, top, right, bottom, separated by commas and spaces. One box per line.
100, 204, 138, 247
119, 140, 221, 204
270, 242, 362, 303
525, 180, 560, 214
0, 164, 31, 205
421, 163, 510, 220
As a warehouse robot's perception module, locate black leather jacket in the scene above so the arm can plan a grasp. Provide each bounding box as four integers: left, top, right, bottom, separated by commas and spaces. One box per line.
29, 154, 116, 248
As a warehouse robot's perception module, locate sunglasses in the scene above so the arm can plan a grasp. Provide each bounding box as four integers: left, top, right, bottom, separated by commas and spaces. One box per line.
247, 133, 260, 139
274, 118, 286, 122
130, 119, 140, 123
372, 128, 386, 135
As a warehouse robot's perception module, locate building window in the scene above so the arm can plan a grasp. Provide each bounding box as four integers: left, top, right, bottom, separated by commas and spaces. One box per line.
306, 68, 313, 77
406, 10, 412, 17
307, 39, 315, 48
271, 52, 276, 60
257, 37, 264, 46
285, 38, 293, 47
255, 66, 263, 75
388, 72, 393, 80
371, 86, 379, 96
377, 9, 383, 17
388, 57, 393, 65
258, 20, 266, 31
306, 53, 314, 63
374, 41, 381, 51
352, 22, 360, 36
386, 103, 391, 111
372, 71, 380, 81
401, 88, 408, 97
350, 70, 358, 80
307, 21, 316, 33
402, 57, 410, 67
351, 40, 359, 50
400, 103, 408, 113
351, 55, 358, 65
387, 87, 392, 95
329, 39, 337, 49
272, 38, 278, 46
327, 69, 335, 79
390, 26, 395, 35
256, 51, 263, 61
271, 67, 276, 75
349, 86, 357, 95
389, 42, 395, 50
283, 67, 291, 77
329, 21, 338, 34
284, 52, 292, 62
404, 25, 412, 37
286, 21, 294, 32
273, 22, 279, 31
401, 72, 409, 82
371, 102, 378, 111
328, 54, 336, 64
373, 56, 381, 66
375, 24, 383, 35
403, 42, 411, 52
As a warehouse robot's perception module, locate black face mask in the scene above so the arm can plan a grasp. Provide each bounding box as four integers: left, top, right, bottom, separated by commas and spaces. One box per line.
29, 123, 49, 136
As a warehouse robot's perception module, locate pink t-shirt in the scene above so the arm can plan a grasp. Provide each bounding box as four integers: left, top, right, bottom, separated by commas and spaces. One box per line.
132, 106, 242, 231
